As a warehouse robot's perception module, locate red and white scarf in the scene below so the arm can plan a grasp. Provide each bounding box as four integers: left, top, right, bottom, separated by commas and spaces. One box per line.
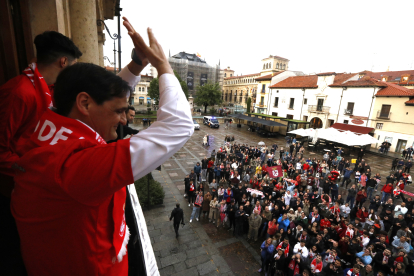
288, 259, 300, 274
311, 259, 323, 272
23, 63, 53, 111
347, 268, 360, 276
299, 234, 307, 241
31, 108, 129, 263
383, 254, 389, 263
345, 228, 354, 239
276, 242, 289, 257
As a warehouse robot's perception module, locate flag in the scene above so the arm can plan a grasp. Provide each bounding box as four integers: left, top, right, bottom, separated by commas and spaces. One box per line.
196, 53, 201, 57
266, 166, 283, 178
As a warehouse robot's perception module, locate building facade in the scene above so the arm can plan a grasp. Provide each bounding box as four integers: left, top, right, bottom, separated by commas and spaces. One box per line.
168, 52, 220, 97
132, 74, 154, 106
369, 83, 414, 153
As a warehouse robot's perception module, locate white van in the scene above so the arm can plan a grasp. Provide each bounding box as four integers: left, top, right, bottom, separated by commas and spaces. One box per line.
203, 116, 219, 128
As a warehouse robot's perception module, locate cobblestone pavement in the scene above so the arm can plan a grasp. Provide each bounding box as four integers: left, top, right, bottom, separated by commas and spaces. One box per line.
135, 122, 413, 276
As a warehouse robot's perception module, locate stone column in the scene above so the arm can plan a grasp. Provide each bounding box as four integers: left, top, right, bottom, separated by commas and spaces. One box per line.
69, 0, 99, 64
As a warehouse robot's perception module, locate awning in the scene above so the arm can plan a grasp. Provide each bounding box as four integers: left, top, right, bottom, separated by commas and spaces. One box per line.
147, 97, 151, 99
139, 97, 144, 99
330, 123, 374, 135
230, 114, 285, 127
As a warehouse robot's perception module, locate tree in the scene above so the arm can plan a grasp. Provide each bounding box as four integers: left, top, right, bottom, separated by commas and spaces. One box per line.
246, 97, 252, 113
148, 70, 189, 105
193, 81, 222, 113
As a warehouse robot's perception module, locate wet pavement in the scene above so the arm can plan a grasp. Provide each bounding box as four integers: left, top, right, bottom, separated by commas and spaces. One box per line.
135, 122, 413, 276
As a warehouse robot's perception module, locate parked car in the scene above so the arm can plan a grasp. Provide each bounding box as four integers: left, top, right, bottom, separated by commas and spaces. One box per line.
193, 119, 200, 130
203, 116, 220, 128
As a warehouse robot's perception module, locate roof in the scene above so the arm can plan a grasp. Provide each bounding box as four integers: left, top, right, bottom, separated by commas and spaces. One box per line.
230, 114, 286, 127
140, 74, 153, 79
248, 113, 284, 119
262, 55, 289, 61
405, 98, 414, 105
330, 123, 374, 134
330, 77, 387, 88
255, 72, 283, 81
330, 73, 358, 86
222, 68, 234, 72
376, 82, 414, 97
224, 73, 260, 80
171, 52, 206, 63
269, 75, 318, 89
360, 70, 414, 83
281, 119, 310, 124
316, 72, 336, 76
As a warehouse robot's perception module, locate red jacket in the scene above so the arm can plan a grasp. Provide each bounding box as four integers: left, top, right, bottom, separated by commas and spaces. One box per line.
11, 110, 133, 275
381, 184, 393, 194
320, 219, 331, 231
303, 163, 310, 171
356, 210, 368, 222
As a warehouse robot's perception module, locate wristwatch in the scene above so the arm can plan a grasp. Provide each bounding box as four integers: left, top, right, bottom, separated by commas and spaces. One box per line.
131, 48, 142, 65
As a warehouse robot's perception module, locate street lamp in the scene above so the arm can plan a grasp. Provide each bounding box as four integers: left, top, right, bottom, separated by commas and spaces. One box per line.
97, 19, 119, 73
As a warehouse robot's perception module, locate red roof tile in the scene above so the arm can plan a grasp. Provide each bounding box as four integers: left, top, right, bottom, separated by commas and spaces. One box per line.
359, 70, 414, 82
330, 123, 374, 134
330, 77, 387, 88
269, 75, 318, 89
376, 82, 414, 97
224, 73, 260, 80
255, 72, 283, 81
330, 73, 358, 86
405, 98, 414, 105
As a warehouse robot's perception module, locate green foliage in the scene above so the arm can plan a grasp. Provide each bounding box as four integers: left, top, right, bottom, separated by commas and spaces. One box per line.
134, 174, 165, 207
148, 71, 189, 105
148, 78, 160, 104
246, 97, 252, 113
209, 107, 216, 114
194, 81, 222, 113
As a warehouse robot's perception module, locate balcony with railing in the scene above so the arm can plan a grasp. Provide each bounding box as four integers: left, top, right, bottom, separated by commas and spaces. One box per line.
308, 105, 331, 113
376, 111, 391, 119
343, 108, 353, 115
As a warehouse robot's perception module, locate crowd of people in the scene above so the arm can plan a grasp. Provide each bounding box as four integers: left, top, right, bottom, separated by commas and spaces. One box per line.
183, 136, 414, 276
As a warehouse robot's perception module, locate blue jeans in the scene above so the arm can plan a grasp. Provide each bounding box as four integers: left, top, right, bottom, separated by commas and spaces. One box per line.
381, 192, 390, 203
367, 187, 374, 200
260, 222, 268, 237
346, 196, 355, 209
190, 207, 200, 220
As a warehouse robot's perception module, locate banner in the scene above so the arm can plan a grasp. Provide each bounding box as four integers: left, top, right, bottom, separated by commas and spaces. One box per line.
401, 190, 414, 197
266, 166, 282, 178
200, 73, 207, 86
247, 188, 264, 198
187, 72, 194, 90
283, 178, 298, 186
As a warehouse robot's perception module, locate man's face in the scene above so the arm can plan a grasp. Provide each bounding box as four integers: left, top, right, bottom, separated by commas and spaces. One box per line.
88, 96, 128, 141
126, 109, 135, 123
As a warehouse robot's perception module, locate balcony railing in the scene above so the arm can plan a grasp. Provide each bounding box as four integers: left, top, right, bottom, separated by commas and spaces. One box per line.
343, 108, 353, 115
308, 105, 331, 113
377, 111, 391, 119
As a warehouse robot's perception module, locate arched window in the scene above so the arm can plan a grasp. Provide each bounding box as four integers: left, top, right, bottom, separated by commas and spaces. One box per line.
283, 64, 286, 70
139, 87, 141, 91
263, 64, 265, 69
224, 73, 226, 77
269, 63, 272, 69
276, 63, 279, 69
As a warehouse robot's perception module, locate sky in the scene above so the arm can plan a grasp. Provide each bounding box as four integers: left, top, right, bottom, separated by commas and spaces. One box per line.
103, 0, 414, 76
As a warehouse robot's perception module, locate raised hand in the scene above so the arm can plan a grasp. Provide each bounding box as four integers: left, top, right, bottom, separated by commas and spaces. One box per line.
123, 17, 172, 76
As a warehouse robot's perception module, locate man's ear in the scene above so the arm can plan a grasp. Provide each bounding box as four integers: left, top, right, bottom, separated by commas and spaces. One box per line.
59, 56, 69, 68
75, 92, 92, 116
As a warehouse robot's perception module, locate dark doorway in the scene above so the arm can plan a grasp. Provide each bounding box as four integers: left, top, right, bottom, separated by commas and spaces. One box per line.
310, 117, 323, 129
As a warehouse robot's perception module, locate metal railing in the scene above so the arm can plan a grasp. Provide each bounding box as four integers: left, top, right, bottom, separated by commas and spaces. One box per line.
308, 105, 331, 113
376, 111, 391, 119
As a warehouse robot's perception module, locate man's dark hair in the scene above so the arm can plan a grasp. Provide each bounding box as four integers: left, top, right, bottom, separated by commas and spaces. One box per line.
54, 63, 132, 116
127, 106, 136, 112
34, 31, 82, 65
176, 203, 180, 208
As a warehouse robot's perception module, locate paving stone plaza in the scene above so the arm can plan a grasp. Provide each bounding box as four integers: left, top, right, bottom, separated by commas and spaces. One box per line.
135, 122, 414, 276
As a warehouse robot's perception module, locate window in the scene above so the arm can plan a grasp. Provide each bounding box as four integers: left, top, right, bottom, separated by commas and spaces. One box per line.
379, 104, 391, 118
328, 119, 335, 127
230, 74, 232, 77
138, 87, 141, 92
260, 97, 264, 105
263, 64, 265, 69
276, 63, 279, 69
346, 102, 354, 115
262, 84, 266, 93
272, 112, 278, 116
287, 115, 294, 119
289, 98, 295, 109
224, 73, 226, 77
283, 64, 286, 70
317, 98, 324, 111
274, 97, 279, 107
403, 77, 408, 81
303, 115, 308, 121
343, 120, 349, 124
304, 98, 308, 105
376, 123, 383, 129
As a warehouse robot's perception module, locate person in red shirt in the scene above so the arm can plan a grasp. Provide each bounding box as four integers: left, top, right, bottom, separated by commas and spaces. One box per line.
303, 162, 310, 172
356, 206, 368, 223
10, 19, 194, 276
381, 182, 393, 203
320, 216, 331, 231
0, 31, 82, 275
